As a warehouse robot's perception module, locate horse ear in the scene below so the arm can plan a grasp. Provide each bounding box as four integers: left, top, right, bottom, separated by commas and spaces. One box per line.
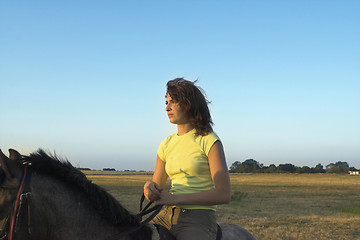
0, 149, 21, 187
9, 149, 22, 160
0, 149, 11, 179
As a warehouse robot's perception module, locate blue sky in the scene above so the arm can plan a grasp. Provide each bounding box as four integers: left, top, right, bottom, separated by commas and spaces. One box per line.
1, 1, 359, 170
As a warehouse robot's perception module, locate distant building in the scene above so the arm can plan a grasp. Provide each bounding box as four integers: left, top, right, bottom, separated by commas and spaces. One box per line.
349, 171, 360, 175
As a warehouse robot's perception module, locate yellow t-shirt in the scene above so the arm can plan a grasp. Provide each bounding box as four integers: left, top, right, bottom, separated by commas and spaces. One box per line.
157, 129, 220, 210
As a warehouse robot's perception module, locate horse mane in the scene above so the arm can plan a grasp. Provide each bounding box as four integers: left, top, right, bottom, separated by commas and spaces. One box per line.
23, 149, 141, 227
0, 168, 5, 185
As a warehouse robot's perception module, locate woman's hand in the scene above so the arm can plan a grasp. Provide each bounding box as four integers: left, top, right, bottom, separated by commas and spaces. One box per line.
144, 181, 177, 205
154, 191, 178, 206
144, 180, 163, 202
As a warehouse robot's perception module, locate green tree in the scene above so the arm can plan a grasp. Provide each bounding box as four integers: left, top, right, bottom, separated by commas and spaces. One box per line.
349, 166, 358, 171
312, 163, 325, 173
277, 163, 297, 173
296, 166, 311, 173
229, 161, 241, 173
229, 159, 261, 173
242, 159, 261, 172
264, 164, 277, 173
326, 161, 349, 174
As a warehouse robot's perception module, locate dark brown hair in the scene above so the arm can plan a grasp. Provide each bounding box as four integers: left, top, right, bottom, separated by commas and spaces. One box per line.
166, 78, 213, 136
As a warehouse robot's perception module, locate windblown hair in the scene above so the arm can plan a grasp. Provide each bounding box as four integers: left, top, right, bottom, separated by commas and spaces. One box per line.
167, 78, 213, 136
21, 150, 152, 239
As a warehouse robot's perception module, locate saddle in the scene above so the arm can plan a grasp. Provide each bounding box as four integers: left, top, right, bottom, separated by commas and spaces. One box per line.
154, 223, 222, 240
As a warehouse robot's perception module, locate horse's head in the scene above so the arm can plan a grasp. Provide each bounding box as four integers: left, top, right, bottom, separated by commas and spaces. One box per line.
0, 149, 23, 235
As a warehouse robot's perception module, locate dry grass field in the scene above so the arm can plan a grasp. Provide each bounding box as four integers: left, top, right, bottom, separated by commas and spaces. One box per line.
84, 171, 360, 240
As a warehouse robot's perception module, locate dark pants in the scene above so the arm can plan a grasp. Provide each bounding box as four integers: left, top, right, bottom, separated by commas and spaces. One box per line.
151, 206, 217, 240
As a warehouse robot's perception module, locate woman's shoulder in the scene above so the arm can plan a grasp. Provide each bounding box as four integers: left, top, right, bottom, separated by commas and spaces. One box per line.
160, 132, 177, 145
196, 131, 221, 154
201, 131, 220, 141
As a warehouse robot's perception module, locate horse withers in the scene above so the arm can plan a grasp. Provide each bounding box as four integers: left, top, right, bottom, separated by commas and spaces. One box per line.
0, 149, 257, 240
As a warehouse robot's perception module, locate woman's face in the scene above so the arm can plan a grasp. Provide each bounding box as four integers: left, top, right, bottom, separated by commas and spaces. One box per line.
165, 94, 189, 125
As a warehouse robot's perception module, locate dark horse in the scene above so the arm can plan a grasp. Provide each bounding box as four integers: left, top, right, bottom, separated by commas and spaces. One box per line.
0, 149, 257, 240
0, 149, 154, 240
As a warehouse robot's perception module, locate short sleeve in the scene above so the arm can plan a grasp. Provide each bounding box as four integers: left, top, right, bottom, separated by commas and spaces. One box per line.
203, 132, 221, 156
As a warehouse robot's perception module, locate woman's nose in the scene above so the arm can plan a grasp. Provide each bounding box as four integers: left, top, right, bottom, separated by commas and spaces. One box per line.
165, 104, 171, 111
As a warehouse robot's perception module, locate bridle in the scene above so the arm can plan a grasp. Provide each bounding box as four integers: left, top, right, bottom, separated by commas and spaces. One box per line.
0, 161, 161, 240
0, 161, 33, 240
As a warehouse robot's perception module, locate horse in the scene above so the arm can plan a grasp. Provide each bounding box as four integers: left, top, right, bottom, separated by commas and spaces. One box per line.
0, 149, 257, 240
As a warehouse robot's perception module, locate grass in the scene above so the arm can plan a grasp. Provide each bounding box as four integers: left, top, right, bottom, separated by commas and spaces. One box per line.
339, 203, 360, 215
84, 171, 360, 240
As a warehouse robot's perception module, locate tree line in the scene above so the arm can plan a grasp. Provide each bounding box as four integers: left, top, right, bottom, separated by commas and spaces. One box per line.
229, 159, 358, 174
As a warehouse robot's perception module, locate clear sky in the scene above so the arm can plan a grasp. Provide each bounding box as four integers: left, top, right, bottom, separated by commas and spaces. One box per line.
1, 0, 359, 171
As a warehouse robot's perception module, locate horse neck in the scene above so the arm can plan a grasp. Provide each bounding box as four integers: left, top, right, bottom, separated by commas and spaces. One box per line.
0, 186, 17, 232
30, 173, 130, 240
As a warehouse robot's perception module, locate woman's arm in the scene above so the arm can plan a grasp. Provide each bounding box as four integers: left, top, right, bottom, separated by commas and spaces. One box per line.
155, 140, 231, 206
144, 155, 168, 202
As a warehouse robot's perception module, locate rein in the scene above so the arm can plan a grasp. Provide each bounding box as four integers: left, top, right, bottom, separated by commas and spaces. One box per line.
103, 194, 162, 240
138, 193, 162, 225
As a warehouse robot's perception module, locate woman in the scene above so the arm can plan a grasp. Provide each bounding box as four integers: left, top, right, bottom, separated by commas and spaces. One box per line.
144, 78, 231, 240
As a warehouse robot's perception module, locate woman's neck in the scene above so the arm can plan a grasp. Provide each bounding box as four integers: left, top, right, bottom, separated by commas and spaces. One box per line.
177, 124, 194, 136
